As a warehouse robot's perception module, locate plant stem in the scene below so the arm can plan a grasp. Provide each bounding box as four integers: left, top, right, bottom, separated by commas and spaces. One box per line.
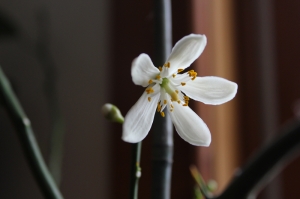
0, 66, 64, 199
152, 0, 173, 198
129, 142, 142, 199
36, 9, 65, 185
215, 119, 300, 199
197, 119, 300, 199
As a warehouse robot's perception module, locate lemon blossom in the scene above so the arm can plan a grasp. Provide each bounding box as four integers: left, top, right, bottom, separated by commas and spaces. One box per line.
122, 34, 237, 146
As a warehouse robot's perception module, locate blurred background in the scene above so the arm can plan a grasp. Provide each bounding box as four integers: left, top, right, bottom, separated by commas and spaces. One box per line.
0, 0, 299, 198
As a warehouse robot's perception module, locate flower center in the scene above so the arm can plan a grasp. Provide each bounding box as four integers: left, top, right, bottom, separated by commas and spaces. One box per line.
160, 78, 179, 102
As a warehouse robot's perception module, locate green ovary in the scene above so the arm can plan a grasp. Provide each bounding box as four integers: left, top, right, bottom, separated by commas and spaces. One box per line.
161, 78, 179, 102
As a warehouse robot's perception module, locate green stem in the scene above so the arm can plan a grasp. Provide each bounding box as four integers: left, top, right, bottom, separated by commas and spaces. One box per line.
0, 66, 64, 199
36, 9, 65, 185
129, 142, 142, 199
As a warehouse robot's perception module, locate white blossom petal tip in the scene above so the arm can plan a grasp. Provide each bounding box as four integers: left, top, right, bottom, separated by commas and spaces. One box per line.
170, 103, 211, 146
181, 76, 238, 105
166, 34, 207, 75
131, 53, 160, 87
122, 91, 160, 143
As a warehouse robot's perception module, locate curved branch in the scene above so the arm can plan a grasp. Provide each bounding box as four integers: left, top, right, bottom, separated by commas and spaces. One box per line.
212, 120, 300, 199
0, 66, 64, 199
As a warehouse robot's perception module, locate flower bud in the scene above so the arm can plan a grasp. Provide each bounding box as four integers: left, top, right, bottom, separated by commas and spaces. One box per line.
102, 103, 124, 123
207, 180, 217, 192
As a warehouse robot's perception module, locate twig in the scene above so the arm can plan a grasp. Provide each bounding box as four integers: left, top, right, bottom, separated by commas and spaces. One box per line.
129, 142, 142, 199
0, 66, 64, 199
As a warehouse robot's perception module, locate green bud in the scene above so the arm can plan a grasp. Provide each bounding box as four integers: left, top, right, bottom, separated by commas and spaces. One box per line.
102, 103, 124, 124
206, 180, 218, 192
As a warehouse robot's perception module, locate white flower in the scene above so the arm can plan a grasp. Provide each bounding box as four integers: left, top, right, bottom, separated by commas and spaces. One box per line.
122, 34, 237, 146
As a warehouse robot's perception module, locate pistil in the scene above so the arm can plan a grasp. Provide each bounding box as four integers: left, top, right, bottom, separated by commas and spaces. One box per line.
160, 78, 179, 102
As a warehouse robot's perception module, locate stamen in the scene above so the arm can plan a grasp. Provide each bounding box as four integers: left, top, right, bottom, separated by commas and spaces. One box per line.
188, 70, 197, 80
171, 104, 174, 108
160, 112, 165, 117
178, 68, 184, 73
177, 100, 180, 104
159, 66, 162, 71
148, 97, 151, 102
164, 62, 170, 68
156, 75, 161, 80
164, 100, 167, 104
157, 103, 161, 112
145, 87, 154, 94
175, 90, 179, 94
184, 96, 190, 106
148, 79, 153, 84
172, 74, 176, 78
181, 82, 186, 86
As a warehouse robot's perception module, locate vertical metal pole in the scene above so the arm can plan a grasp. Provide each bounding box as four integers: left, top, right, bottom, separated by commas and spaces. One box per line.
152, 0, 173, 199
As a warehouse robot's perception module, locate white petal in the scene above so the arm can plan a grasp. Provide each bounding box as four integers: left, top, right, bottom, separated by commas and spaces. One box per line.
131, 53, 160, 87
122, 91, 160, 143
166, 34, 207, 76
169, 102, 211, 146
170, 73, 192, 85
180, 76, 238, 105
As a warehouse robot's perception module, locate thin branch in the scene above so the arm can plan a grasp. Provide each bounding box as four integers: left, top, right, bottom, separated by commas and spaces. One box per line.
0, 66, 64, 199
129, 142, 142, 199
207, 119, 300, 199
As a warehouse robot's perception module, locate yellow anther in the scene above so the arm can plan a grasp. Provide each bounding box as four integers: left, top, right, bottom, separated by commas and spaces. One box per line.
157, 103, 161, 112
175, 90, 179, 94
156, 75, 161, 80
181, 82, 186, 86
148, 97, 151, 102
164, 100, 167, 104
183, 104, 188, 106
177, 100, 180, 104
148, 79, 153, 84
171, 104, 174, 108
188, 69, 197, 80
172, 74, 176, 78
160, 112, 165, 117
164, 62, 170, 68
159, 66, 162, 71
170, 109, 173, 112
184, 96, 189, 100
145, 87, 154, 94
178, 68, 184, 73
